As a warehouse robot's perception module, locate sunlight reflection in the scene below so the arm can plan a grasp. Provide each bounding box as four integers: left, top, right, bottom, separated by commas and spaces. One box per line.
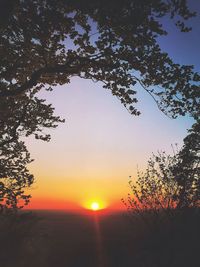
93, 213, 106, 267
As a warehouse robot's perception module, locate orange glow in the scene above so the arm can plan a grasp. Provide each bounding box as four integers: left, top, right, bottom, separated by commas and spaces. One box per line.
83, 199, 107, 211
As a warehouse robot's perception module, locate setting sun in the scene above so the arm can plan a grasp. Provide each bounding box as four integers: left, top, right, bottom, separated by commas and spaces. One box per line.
83, 200, 107, 211
91, 202, 100, 211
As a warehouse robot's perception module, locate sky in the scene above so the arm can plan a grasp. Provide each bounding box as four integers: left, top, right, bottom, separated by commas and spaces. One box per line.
25, 1, 200, 211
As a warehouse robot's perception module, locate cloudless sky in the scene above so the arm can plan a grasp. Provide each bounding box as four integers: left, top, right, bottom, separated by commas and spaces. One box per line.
25, 1, 200, 211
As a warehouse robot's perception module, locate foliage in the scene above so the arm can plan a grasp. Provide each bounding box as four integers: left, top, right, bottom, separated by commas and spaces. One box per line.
123, 151, 180, 223
172, 119, 200, 208
123, 121, 200, 223
0, 90, 64, 212
0, 0, 199, 118
122, 122, 200, 267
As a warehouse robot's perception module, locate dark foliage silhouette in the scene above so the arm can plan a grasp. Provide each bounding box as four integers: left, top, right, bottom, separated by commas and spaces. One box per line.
0, 91, 64, 211
123, 121, 200, 266
123, 120, 199, 220
172, 120, 200, 208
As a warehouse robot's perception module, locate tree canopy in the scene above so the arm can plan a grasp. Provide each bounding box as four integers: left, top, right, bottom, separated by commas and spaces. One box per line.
0, 89, 63, 211
0, 0, 199, 118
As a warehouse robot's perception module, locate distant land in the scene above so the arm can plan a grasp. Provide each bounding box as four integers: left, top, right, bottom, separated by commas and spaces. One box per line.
1, 210, 199, 267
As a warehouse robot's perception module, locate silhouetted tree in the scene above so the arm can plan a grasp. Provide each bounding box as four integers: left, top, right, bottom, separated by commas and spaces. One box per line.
123, 121, 200, 267
123, 151, 180, 225
0, 90, 64, 212
123, 121, 200, 224
172, 119, 200, 208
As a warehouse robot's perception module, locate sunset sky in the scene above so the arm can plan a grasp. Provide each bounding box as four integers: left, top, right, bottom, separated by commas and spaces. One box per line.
25, 1, 200, 211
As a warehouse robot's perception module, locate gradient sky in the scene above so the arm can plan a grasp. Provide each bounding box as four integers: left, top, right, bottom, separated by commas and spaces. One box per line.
25, 1, 200, 211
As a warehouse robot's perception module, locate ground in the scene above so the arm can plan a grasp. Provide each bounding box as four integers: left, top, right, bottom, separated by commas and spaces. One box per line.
0, 210, 199, 267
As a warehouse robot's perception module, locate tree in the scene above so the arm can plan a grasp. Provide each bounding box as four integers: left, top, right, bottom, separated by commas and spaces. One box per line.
172, 119, 200, 208
122, 122, 200, 267
1, 0, 200, 209
123, 151, 180, 225
0, 89, 64, 212
122, 121, 200, 224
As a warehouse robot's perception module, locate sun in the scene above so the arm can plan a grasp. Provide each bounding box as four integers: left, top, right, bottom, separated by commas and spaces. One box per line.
83, 199, 107, 211
91, 202, 100, 211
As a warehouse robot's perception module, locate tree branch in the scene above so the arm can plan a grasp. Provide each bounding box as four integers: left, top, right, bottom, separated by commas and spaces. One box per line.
0, 57, 92, 97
